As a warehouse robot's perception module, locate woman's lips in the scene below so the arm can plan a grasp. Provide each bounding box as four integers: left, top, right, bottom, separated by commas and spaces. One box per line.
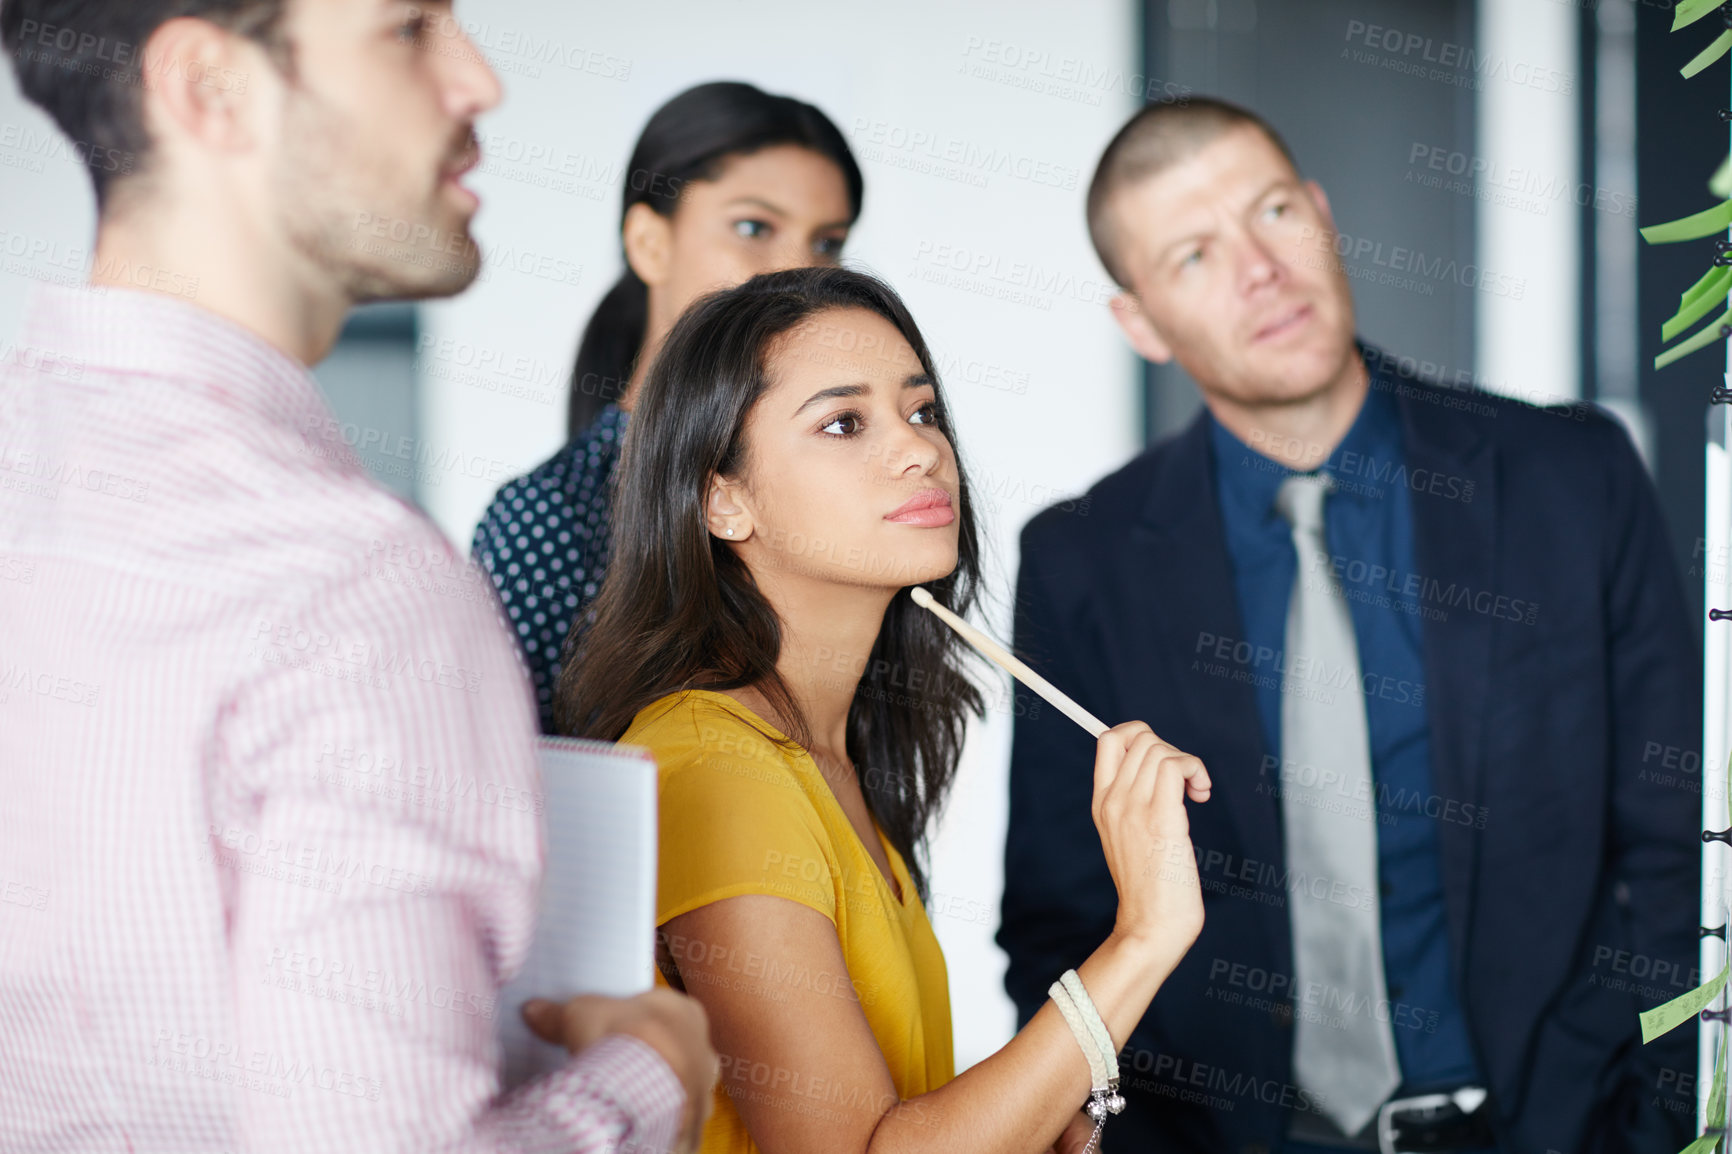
885, 488, 955, 527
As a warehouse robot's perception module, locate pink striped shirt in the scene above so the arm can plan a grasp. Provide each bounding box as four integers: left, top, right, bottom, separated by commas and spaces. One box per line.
0, 285, 684, 1153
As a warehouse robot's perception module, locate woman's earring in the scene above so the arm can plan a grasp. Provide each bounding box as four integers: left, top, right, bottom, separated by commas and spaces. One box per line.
725, 527, 735, 537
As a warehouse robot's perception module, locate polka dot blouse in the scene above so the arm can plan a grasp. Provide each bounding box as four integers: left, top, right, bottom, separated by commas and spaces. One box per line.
471, 404, 629, 733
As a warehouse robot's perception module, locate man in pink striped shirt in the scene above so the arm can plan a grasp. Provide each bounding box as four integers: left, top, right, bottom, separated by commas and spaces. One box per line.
0, 2, 715, 1151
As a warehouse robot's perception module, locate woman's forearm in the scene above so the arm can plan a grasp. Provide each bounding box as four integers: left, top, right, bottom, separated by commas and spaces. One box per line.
864, 930, 1178, 1154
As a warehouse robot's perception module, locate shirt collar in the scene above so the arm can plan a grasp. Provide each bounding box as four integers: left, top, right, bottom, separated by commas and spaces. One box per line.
18, 283, 338, 440
1207, 343, 1403, 527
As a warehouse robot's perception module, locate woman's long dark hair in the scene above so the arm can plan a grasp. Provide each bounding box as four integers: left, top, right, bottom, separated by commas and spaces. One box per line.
555, 267, 984, 900
565, 81, 866, 439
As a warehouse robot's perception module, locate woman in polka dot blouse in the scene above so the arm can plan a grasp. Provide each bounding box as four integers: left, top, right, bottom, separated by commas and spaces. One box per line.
471, 81, 866, 731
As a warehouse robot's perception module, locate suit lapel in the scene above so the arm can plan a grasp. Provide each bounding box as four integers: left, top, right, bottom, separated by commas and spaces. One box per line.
1397, 383, 1496, 971
1130, 416, 1288, 958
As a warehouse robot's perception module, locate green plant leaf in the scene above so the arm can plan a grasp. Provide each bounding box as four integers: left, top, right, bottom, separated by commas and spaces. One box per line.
1667, 268, 1732, 342
1684, 30, 1732, 79
1713, 153, 1732, 200
1684, 265, 1732, 309
1683, 261, 1732, 303
1643, 200, 1732, 244
1708, 958, 1731, 1145
1642, 962, 1729, 1039
1676, 1134, 1721, 1154
1656, 308, 1732, 370
1709, 1035, 1727, 1130
1675, 0, 1725, 32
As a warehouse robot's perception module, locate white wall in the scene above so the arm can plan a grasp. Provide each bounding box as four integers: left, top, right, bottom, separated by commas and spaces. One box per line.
1475, 0, 1581, 405
417, 0, 1143, 1070
0, 68, 98, 338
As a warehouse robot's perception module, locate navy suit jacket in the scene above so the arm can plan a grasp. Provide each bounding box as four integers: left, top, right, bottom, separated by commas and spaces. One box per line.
1000, 371, 1701, 1154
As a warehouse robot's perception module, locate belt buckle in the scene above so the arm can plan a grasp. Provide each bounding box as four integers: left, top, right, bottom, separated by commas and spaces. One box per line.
1376, 1086, 1489, 1154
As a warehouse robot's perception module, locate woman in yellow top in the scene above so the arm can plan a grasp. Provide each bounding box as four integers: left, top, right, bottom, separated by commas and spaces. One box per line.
556, 266, 1212, 1154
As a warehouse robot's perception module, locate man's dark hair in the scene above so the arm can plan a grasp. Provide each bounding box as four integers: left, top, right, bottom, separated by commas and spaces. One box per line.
1087, 96, 1300, 287
1, 0, 292, 209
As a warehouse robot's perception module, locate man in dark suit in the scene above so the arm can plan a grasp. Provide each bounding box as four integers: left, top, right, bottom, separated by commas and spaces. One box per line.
1001, 97, 1700, 1154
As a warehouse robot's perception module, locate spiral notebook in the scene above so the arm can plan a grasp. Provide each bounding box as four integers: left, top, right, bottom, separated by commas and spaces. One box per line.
495, 737, 659, 1090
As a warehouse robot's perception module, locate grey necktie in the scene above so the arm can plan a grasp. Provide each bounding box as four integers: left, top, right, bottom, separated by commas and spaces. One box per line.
1274, 473, 1401, 1137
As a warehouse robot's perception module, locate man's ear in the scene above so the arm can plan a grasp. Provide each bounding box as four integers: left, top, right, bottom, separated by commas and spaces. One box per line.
1108, 290, 1173, 364
139, 17, 264, 154
623, 203, 672, 288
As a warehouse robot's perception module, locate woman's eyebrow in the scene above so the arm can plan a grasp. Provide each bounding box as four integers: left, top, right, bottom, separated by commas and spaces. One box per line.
792, 375, 933, 417
794, 383, 868, 416
723, 196, 788, 217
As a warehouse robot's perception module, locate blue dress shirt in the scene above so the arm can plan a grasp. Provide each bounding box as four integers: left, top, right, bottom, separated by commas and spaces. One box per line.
1206, 355, 1484, 1137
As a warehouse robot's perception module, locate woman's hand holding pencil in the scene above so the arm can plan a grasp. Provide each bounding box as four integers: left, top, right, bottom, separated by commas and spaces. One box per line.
1089, 719, 1209, 961
911, 585, 1211, 962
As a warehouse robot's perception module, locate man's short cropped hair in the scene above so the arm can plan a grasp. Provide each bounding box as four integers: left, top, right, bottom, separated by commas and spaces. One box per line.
1, 0, 292, 209
1087, 96, 1300, 287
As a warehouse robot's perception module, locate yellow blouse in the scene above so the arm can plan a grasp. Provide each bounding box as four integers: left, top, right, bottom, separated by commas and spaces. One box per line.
622, 689, 955, 1154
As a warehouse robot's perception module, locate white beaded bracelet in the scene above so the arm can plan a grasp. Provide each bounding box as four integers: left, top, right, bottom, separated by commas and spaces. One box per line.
1048, 969, 1124, 1154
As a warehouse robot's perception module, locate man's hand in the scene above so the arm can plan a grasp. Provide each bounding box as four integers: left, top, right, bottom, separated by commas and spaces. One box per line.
524, 990, 718, 1151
